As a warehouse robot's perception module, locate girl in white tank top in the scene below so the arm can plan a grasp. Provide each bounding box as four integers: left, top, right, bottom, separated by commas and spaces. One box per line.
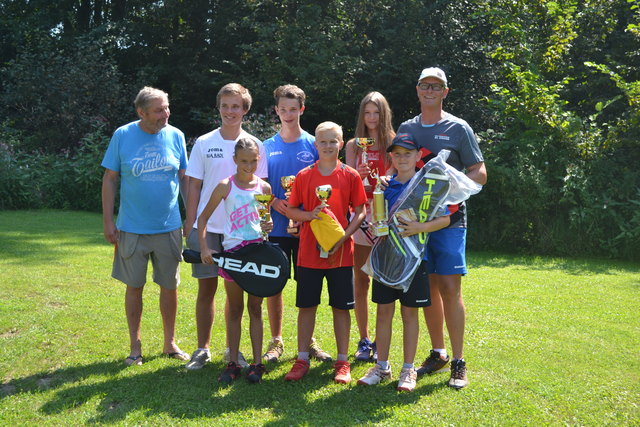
195, 138, 273, 381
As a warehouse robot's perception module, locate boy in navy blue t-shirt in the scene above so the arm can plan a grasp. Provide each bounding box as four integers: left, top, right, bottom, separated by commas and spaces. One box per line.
357, 133, 450, 392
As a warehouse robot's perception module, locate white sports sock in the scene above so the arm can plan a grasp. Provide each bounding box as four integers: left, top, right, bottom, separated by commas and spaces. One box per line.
402, 362, 414, 370
377, 360, 390, 370
433, 348, 448, 358
337, 353, 348, 361
298, 351, 310, 361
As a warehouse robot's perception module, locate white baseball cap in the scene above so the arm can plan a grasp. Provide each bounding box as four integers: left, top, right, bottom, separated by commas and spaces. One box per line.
417, 67, 448, 86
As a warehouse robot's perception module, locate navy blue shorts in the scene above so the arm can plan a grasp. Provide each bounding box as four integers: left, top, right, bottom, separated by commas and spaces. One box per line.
296, 266, 354, 310
372, 261, 431, 307
426, 228, 467, 275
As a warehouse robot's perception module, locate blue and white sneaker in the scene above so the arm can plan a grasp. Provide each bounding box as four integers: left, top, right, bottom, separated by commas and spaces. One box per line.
354, 337, 374, 361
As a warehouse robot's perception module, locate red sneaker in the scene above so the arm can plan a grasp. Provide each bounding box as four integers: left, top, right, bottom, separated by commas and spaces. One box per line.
284, 359, 310, 381
334, 360, 351, 384
218, 362, 241, 384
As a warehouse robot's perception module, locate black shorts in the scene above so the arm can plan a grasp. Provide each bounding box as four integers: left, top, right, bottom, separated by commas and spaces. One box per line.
372, 261, 431, 307
296, 266, 355, 310
269, 236, 299, 281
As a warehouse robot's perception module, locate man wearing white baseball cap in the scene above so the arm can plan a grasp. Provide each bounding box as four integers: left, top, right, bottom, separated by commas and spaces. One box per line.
397, 66, 487, 389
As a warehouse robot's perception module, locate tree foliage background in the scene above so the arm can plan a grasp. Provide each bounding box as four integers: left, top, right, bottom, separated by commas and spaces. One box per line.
0, 0, 638, 259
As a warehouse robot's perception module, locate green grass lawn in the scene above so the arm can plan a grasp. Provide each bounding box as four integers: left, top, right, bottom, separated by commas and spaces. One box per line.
1, 210, 638, 425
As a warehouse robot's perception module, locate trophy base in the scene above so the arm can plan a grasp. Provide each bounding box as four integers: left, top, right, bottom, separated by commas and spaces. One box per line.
373, 225, 389, 237
286, 220, 298, 235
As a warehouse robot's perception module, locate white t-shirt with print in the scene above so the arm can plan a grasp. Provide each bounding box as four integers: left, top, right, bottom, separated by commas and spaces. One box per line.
186, 128, 267, 234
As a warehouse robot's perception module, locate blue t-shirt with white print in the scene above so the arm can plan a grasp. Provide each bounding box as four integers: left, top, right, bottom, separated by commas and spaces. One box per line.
101, 121, 187, 234
263, 131, 318, 237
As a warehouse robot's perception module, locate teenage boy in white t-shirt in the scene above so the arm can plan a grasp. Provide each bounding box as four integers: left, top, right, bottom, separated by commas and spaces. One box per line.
183, 83, 268, 370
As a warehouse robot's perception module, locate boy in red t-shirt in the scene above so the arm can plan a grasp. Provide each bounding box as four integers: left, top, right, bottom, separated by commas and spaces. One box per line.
284, 121, 367, 383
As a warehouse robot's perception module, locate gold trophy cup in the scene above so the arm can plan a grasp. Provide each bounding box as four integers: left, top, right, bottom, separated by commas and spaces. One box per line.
254, 194, 275, 239
371, 173, 389, 236
280, 175, 298, 234
355, 137, 375, 191
315, 185, 332, 208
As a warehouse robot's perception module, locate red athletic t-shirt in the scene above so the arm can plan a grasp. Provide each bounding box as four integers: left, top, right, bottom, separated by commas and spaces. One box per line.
289, 161, 367, 269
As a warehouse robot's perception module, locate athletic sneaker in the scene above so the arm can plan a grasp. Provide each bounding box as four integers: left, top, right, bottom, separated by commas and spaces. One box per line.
224, 348, 250, 369
284, 359, 310, 381
354, 337, 373, 361
448, 359, 468, 389
309, 338, 332, 362
263, 338, 284, 362
246, 363, 266, 383
185, 349, 211, 370
218, 362, 241, 384
371, 341, 378, 362
357, 364, 392, 385
416, 350, 450, 376
334, 360, 352, 383
397, 367, 417, 392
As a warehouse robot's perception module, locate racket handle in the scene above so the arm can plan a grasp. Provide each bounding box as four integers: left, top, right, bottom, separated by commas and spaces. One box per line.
182, 249, 202, 264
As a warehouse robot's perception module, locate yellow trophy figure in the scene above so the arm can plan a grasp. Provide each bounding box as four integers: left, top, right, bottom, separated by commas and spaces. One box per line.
371, 173, 389, 236
314, 184, 334, 258
254, 194, 275, 240
355, 137, 375, 191
280, 175, 298, 234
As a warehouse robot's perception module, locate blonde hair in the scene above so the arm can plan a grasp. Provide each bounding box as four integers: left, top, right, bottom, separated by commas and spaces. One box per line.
315, 121, 343, 140
134, 86, 168, 111
216, 83, 252, 111
353, 91, 395, 169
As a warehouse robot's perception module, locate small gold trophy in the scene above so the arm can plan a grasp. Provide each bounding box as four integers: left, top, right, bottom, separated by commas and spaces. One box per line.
371, 174, 389, 236
280, 175, 298, 234
315, 184, 332, 208
254, 194, 275, 240
355, 137, 375, 191
315, 185, 332, 258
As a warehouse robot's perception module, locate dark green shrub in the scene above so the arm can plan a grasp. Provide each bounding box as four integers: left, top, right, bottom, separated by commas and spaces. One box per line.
0, 36, 130, 153
0, 126, 31, 210
70, 122, 111, 212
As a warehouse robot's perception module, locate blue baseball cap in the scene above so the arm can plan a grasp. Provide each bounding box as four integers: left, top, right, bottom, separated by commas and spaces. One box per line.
387, 133, 419, 152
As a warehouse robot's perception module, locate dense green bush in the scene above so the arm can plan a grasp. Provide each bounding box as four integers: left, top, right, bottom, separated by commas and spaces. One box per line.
0, 36, 131, 153
69, 123, 112, 212
0, 123, 109, 212
0, 126, 31, 210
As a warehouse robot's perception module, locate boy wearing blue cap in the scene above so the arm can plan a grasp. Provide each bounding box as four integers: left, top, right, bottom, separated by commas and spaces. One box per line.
356, 133, 450, 392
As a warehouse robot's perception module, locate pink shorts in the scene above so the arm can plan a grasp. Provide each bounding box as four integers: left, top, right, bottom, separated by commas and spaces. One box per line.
218, 238, 263, 281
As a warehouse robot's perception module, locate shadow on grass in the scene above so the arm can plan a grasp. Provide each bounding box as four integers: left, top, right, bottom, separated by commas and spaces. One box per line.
1, 231, 108, 268
467, 251, 640, 275
2, 359, 447, 424
0, 360, 129, 399
0, 209, 106, 265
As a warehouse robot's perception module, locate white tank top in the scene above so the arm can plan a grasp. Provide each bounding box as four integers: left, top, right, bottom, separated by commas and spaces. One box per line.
223, 175, 264, 250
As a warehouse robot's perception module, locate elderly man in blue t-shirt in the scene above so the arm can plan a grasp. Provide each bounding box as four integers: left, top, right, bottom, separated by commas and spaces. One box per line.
102, 86, 189, 366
